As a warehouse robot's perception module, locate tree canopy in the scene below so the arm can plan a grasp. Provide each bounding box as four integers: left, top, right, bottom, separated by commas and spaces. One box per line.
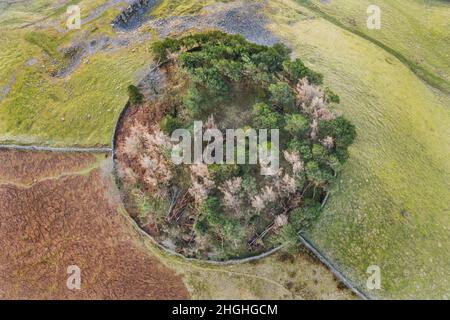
117, 31, 357, 260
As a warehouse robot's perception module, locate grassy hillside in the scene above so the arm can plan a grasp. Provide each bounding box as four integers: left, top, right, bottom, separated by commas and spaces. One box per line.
296, 0, 450, 93
0, 0, 153, 147
0, 38, 152, 146
150, 0, 217, 18
0, 0, 82, 29
268, 0, 450, 299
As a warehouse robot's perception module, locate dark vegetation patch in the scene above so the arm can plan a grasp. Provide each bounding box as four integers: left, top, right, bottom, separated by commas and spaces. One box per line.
115, 31, 356, 261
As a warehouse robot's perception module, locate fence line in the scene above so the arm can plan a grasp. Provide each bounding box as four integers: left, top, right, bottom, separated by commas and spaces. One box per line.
298, 234, 370, 300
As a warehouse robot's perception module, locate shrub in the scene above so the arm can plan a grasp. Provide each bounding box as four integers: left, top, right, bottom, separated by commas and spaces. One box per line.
194, 215, 209, 236
222, 219, 244, 240
183, 87, 208, 116
283, 58, 308, 83
208, 164, 240, 184
252, 103, 281, 129
273, 43, 292, 60
275, 224, 300, 245
269, 82, 296, 112
290, 199, 321, 229
284, 114, 309, 137
305, 70, 324, 86
312, 143, 327, 160
199, 196, 243, 243
132, 190, 168, 225
283, 58, 324, 85
318, 116, 356, 160
190, 66, 230, 97
242, 174, 258, 197
325, 87, 340, 104
151, 38, 179, 61
160, 115, 184, 136
253, 43, 291, 73
216, 59, 243, 82
305, 161, 327, 185
325, 154, 342, 174
127, 85, 144, 105
287, 139, 313, 161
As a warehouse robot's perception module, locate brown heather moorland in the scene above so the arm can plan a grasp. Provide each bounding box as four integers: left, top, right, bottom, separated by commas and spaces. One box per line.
0, 150, 189, 299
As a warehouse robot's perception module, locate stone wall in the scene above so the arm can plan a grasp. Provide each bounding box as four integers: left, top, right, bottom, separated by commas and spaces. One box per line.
111, 0, 158, 29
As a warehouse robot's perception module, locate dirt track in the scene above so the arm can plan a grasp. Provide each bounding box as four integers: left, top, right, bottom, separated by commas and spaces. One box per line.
0, 150, 189, 299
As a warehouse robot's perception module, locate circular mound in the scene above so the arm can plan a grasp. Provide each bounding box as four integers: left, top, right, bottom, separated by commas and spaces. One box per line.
114, 31, 356, 261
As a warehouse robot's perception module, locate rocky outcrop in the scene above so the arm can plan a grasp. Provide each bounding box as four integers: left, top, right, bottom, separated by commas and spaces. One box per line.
145, 1, 280, 46
111, 0, 159, 29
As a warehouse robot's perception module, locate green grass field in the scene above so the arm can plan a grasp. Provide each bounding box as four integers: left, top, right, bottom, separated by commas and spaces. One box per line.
0, 0, 153, 147
296, 0, 450, 94
268, 0, 450, 299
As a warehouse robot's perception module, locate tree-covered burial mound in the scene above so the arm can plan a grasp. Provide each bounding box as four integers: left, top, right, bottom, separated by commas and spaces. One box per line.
115, 31, 356, 260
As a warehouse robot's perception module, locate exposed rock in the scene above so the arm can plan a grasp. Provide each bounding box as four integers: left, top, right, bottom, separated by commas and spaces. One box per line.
0, 74, 16, 103
145, 1, 279, 46
137, 64, 167, 102
111, 0, 159, 30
